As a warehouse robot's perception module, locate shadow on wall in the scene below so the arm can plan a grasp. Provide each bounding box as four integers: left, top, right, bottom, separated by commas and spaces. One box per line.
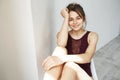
31, 0, 54, 79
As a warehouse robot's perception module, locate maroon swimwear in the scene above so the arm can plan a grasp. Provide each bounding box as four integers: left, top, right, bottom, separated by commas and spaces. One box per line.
66, 31, 92, 77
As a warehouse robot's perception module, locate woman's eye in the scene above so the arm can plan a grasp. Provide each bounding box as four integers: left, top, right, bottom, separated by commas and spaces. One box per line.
77, 17, 81, 20
69, 18, 73, 21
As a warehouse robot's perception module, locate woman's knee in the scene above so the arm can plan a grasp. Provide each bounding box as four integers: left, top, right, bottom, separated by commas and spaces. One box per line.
64, 62, 75, 67
63, 62, 78, 70
52, 46, 67, 56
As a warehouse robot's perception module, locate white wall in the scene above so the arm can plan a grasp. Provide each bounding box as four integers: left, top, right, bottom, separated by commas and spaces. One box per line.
31, 0, 54, 80
0, 0, 39, 80
52, 0, 120, 51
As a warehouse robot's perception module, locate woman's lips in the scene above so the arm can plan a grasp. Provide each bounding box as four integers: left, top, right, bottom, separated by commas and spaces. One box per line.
73, 25, 78, 28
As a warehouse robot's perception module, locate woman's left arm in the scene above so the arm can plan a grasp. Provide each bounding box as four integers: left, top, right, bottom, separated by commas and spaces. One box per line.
60, 32, 99, 64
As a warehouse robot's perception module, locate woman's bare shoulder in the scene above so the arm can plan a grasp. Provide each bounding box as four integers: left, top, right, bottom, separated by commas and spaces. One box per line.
89, 31, 98, 38
88, 31, 99, 43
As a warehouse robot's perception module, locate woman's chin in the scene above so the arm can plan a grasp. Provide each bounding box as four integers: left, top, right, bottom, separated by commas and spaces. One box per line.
72, 27, 81, 31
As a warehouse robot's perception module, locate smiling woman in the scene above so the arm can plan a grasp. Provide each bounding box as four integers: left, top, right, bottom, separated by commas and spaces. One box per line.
42, 2, 98, 80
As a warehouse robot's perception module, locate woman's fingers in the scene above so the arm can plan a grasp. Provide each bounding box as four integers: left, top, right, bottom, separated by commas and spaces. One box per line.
42, 56, 50, 69
65, 8, 69, 12
42, 56, 54, 70
42, 56, 64, 71
61, 8, 69, 18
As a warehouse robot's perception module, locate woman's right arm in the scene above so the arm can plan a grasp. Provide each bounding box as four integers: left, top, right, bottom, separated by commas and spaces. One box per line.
42, 8, 69, 71
57, 8, 69, 47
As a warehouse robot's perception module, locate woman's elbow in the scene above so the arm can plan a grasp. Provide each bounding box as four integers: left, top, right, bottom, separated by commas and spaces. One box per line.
57, 40, 67, 48
57, 42, 66, 48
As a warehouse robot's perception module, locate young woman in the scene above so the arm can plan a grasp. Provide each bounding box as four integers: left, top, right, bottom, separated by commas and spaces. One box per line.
42, 3, 98, 80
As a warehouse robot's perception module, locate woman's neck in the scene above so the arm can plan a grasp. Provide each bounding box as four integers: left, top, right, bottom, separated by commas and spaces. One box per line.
69, 29, 87, 39
71, 29, 86, 36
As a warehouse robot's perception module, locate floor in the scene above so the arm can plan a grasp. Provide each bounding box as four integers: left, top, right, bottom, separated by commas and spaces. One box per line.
94, 35, 120, 80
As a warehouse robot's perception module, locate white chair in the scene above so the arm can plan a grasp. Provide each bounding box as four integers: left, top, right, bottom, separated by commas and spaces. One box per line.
91, 59, 98, 80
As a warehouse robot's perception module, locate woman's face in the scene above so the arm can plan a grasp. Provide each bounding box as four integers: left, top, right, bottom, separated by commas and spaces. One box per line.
68, 11, 84, 31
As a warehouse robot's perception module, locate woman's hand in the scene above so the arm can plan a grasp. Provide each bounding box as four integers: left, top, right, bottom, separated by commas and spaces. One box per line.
61, 8, 69, 19
42, 56, 64, 71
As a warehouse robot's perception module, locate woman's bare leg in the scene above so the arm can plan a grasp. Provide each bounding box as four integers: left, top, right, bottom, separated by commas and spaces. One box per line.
43, 66, 63, 80
43, 46, 67, 80
60, 62, 77, 80
60, 62, 93, 80
75, 63, 93, 80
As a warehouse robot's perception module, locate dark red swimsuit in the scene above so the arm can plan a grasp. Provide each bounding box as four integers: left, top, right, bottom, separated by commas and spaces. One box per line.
66, 31, 92, 77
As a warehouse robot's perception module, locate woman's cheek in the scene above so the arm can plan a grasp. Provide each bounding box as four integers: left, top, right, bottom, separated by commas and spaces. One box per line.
68, 21, 72, 26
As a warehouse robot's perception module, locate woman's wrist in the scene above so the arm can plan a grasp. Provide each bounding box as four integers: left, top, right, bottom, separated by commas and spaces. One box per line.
64, 17, 69, 25
64, 16, 69, 20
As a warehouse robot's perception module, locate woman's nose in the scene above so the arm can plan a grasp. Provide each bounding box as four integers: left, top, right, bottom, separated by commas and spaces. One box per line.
73, 19, 77, 24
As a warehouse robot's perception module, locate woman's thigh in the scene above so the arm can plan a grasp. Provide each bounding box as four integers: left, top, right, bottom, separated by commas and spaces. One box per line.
70, 62, 93, 80
60, 62, 93, 80
60, 62, 77, 80
52, 46, 67, 56
43, 65, 63, 80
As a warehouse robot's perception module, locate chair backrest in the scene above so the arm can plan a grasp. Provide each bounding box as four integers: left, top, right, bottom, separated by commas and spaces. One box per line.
91, 59, 98, 80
